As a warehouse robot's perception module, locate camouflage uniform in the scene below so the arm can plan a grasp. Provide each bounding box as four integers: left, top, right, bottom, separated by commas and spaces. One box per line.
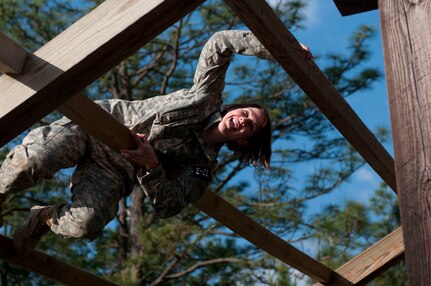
0, 31, 272, 239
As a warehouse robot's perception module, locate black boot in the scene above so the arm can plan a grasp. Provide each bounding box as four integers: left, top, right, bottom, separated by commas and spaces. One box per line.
13, 205, 55, 255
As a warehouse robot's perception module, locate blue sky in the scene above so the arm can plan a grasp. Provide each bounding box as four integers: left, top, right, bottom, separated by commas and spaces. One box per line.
291, 0, 393, 208
224, 0, 393, 217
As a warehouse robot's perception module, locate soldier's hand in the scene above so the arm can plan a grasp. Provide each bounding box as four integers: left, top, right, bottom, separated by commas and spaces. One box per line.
120, 133, 160, 170
300, 43, 313, 60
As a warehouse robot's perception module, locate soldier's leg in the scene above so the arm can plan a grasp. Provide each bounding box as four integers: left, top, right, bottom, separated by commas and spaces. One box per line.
49, 159, 126, 239
0, 119, 88, 227
13, 159, 127, 254
0, 119, 88, 195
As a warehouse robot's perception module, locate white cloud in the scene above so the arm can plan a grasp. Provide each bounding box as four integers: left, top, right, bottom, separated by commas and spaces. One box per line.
356, 167, 377, 183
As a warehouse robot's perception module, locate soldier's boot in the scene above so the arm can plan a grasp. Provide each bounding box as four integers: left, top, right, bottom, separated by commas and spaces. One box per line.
0, 194, 6, 227
13, 205, 55, 255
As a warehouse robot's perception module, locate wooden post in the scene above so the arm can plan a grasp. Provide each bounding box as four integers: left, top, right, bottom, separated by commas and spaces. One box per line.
379, 1, 431, 284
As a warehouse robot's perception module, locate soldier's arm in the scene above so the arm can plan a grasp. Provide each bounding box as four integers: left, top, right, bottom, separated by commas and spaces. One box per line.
190, 30, 274, 96
121, 133, 210, 218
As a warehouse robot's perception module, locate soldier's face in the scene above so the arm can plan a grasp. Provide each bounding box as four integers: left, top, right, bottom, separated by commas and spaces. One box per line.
219, 107, 267, 145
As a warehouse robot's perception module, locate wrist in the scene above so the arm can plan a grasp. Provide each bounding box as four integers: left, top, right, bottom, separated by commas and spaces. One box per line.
145, 161, 160, 171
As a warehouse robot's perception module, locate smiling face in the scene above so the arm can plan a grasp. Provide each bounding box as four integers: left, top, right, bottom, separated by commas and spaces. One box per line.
218, 107, 267, 144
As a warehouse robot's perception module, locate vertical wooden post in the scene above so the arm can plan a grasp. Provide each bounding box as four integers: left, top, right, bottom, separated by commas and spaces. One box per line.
379, 1, 431, 284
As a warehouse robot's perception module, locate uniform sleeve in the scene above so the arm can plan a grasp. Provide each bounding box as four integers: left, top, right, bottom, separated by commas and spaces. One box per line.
137, 164, 211, 218
190, 30, 274, 96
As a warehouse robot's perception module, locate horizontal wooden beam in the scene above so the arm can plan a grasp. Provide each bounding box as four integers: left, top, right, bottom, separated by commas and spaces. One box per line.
0, 234, 117, 285
314, 227, 404, 286
0, 32, 28, 74
194, 190, 334, 283
224, 0, 396, 192
333, 0, 378, 16
0, 0, 204, 147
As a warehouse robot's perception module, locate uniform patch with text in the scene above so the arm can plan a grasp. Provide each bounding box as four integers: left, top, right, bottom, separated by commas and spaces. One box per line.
190, 166, 211, 181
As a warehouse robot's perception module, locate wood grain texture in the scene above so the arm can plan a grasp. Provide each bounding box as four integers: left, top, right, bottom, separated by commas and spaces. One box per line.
380, 0, 431, 284
0, 0, 204, 147
194, 190, 334, 283
224, 0, 397, 192
314, 227, 404, 286
0, 235, 118, 285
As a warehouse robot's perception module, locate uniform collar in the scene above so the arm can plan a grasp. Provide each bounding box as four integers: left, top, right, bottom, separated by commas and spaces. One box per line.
196, 110, 223, 162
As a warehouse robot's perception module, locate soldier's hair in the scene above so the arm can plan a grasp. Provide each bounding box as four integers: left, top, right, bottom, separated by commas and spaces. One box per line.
221, 103, 272, 170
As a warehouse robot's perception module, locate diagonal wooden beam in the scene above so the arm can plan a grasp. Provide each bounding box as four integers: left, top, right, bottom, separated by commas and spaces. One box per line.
314, 227, 404, 286
0, 32, 28, 74
57, 93, 136, 152
194, 190, 334, 283
0, 234, 118, 285
224, 0, 396, 192
0, 0, 204, 147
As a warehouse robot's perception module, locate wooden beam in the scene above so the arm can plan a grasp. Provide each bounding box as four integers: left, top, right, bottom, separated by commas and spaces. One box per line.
194, 190, 334, 283
0, 0, 204, 147
0, 32, 28, 74
57, 93, 136, 152
0, 234, 117, 285
314, 227, 404, 286
379, 0, 431, 284
224, 0, 397, 192
333, 0, 378, 16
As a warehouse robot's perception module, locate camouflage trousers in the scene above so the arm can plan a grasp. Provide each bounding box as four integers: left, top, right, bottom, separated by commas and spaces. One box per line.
0, 119, 133, 239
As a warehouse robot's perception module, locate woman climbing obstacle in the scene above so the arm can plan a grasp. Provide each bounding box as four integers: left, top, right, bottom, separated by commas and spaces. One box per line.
0, 30, 312, 255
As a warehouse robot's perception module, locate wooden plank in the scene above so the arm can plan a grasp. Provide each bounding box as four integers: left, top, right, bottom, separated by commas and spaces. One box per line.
314, 227, 404, 286
379, 0, 431, 284
224, 0, 397, 192
57, 93, 136, 152
0, 0, 204, 147
0, 234, 118, 285
333, 0, 378, 16
194, 190, 334, 283
0, 32, 28, 74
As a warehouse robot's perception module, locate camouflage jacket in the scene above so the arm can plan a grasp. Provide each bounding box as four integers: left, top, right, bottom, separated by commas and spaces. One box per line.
77, 30, 273, 218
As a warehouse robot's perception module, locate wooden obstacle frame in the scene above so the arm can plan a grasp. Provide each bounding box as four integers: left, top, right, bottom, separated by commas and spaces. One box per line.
1, 0, 429, 284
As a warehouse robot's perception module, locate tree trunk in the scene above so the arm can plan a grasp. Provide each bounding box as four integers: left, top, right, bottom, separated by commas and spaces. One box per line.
130, 185, 146, 279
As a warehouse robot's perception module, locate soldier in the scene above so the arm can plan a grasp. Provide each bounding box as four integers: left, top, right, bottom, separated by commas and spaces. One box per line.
0, 30, 311, 255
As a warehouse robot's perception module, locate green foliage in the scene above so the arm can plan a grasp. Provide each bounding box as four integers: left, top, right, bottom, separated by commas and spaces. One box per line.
310, 184, 406, 285
0, 0, 397, 285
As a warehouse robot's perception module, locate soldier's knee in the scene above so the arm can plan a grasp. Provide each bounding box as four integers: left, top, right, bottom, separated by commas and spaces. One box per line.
0, 145, 37, 192
66, 212, 106, 239
4, 145, 33, 170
